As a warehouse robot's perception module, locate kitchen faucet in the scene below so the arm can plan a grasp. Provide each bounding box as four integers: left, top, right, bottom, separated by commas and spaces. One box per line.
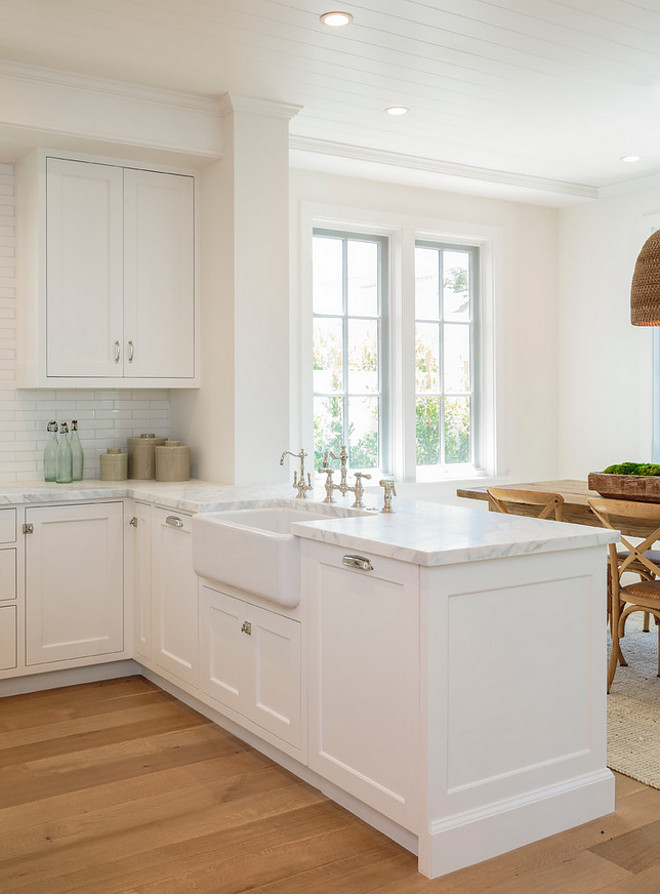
280, 448, 312, 499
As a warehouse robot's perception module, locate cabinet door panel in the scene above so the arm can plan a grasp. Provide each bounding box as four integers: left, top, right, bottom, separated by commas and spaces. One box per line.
151, 509, 198, 686
0, 605, 16, 670
0, 549, 16, 600
200, 585, 245, 713
26, 503, 124, 665
250, 605, 301, 746
307, 545, 419, 829
46, 158, 123, 377
123, 169, 195, 379
129, 503, 152, 662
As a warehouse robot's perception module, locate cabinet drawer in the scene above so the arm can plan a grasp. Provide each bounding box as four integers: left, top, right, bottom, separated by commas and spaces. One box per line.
0, 549, 16, 600
0, 604, 17, 670
0, 508, 16, 544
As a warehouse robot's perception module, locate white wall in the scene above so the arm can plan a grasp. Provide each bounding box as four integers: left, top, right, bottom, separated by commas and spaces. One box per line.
290, 169, 560, 504
557, 187, 658, 479
0, 163, 170, 482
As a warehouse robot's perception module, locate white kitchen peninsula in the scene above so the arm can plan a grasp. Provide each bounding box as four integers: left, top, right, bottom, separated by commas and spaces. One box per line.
0, 480, 616, 879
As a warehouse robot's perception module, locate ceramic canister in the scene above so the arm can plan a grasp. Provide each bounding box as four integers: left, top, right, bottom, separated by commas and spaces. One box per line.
99, 447, 128, 481
155, 444, 191, 482
127, 434, 167, 480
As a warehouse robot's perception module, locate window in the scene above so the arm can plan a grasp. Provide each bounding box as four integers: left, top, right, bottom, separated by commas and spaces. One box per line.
415, 242, 479, 477
312, 229, 389, 471
307, 215, 488, 483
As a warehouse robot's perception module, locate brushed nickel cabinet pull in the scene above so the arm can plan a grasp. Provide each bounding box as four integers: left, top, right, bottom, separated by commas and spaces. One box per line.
128, 340, 134, 363
22, 523, 34, 534
241, 621, 252, 635
165, 515, 184, 528
114, 340, 121, 364
342, 554, 374, 572
129, 517, 138, 528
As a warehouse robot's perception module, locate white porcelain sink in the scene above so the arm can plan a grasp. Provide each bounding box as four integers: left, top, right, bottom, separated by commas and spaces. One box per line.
192, 506, 338, 607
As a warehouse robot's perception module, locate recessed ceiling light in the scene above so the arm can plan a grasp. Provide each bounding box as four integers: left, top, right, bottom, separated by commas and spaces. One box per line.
320, 11, 353, 27
621, 155, 641, 163
385, 106, 408, 116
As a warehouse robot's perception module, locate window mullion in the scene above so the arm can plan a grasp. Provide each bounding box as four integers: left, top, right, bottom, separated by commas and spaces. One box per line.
341, 238, 350, 457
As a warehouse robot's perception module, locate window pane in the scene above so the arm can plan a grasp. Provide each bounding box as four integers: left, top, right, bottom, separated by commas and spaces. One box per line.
443, 250, 470, 322
313, 318, 343, 394
313, 236, 343, 315
445, 396, 470, 463
415, 247, 440, 320
415, 322, 440, 393
348, 396, 379, 468
416, 397, 440, 465
348, 319, 378, 393
314, 395, 343, 469
347, 241, 378, 317
444, 324, 470, 393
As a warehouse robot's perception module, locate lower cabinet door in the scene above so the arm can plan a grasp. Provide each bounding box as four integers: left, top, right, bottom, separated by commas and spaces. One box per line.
200, 584, 301, 749
25, 502, 124, 665
128, 502, 152, 662
305, 542, 420, 830
0, 604, 17, 670
151, 508, 198, 687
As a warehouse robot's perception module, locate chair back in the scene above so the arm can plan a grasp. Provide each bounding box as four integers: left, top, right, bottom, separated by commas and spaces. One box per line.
588, 497, 660, 581
487, 487, 564, 521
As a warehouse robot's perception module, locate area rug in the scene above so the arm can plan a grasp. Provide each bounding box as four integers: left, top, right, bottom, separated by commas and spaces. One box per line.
607, 611, 660, 788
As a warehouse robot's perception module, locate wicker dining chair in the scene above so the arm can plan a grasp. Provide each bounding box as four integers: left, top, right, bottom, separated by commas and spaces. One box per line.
486, 487, 564, 521
588, 497, 660, 692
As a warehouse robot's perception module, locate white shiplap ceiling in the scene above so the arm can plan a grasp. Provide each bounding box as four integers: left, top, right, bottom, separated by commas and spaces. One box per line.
1, 0, 660, 199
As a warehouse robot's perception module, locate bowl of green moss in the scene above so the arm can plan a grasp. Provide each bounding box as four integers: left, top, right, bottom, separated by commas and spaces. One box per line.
588, 463, 660, 502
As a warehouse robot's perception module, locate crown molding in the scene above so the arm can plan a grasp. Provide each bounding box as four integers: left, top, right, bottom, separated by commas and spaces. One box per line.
598, 171, 660, 199
0, 59, 222, 115
220, 94, 302, 121
290, 135, 599, 201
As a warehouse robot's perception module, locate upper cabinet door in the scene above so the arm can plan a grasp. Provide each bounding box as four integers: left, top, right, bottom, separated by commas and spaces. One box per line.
46, 158, 124, 377
123, 169, 195, 379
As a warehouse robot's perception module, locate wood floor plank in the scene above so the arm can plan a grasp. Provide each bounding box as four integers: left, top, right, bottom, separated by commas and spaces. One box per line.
589, 818, 660, 875
3, 676, 660, 894
0, 751, 283, 836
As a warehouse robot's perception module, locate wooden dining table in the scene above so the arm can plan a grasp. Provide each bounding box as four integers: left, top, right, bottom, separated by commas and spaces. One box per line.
456, 479, 657, 538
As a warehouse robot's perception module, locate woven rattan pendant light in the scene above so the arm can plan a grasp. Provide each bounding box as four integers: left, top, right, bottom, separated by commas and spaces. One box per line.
631, 230, 660, 325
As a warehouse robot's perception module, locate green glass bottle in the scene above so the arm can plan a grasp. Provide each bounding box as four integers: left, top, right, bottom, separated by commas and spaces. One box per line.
70, 420, 84, 481
56, 422, 73, 484
44, 421, 58, 482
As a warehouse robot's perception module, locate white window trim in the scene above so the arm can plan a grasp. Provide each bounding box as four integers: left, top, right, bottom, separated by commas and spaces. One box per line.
295, 201, 505, 484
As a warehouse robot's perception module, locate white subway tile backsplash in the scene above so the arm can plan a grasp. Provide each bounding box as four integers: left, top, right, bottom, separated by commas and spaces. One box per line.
0, 165, 171, 482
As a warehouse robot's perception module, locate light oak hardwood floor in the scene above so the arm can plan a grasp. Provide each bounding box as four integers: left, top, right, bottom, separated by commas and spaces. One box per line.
0, 675, 657, 893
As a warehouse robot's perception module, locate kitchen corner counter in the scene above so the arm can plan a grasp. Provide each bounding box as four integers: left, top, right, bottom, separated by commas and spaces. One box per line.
0, 479, 616, 566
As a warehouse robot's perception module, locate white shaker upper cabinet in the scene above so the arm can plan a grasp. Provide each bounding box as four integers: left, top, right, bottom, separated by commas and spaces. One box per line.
16, 151, 199, 388
46, 158, 124, 378
123, 169, 195, 379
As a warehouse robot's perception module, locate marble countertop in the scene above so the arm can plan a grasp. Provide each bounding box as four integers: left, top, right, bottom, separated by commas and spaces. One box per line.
0, 478, 617, 567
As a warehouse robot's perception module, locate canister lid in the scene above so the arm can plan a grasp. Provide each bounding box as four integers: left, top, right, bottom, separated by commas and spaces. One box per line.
140, 433, 156, 439
106, 447, 122, 454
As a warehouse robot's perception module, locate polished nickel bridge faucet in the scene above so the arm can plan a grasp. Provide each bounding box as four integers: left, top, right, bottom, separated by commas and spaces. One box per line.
319, 445, 371, 508
280, 448, 312, 499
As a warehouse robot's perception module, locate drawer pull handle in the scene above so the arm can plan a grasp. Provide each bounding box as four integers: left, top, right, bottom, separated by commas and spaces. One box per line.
165, 516, 184, 528
342, 554, 374, 572
114, 339, 121, 364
